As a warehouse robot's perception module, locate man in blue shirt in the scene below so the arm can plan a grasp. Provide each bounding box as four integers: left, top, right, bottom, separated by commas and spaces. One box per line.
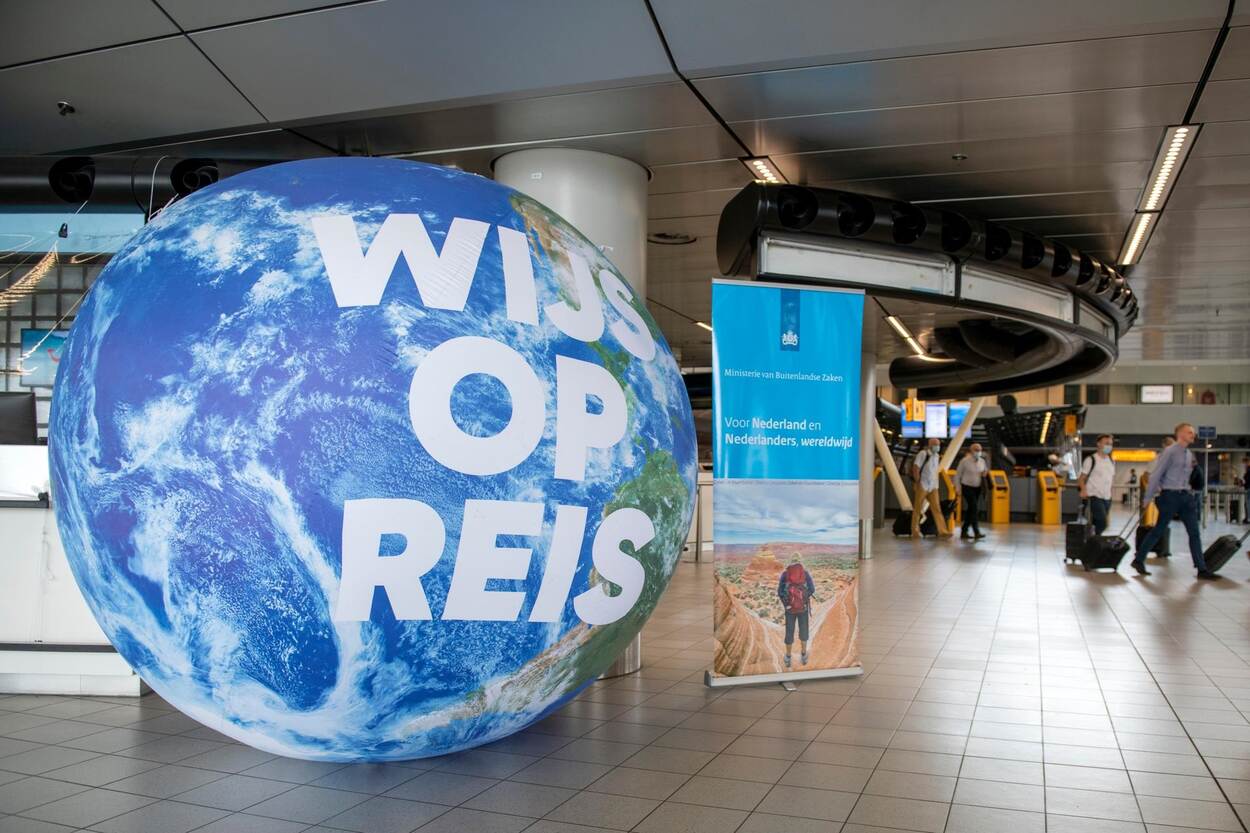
1135, 423, 1217, 579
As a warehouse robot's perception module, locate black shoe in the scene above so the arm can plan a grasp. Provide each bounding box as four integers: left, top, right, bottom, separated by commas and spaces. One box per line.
1131, 560, 1151, 576
974, 532, 986, 539
1197, 570, 1221, 580
961, 532, 971, 540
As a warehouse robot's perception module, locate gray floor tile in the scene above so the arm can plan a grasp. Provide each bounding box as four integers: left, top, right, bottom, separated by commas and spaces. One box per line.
668, 775, 770, 811
246, 784, 368, 824
18, 787, 154, 828
413, 807, 530, 833
544, 792, 659, 830
0, 777, 88, 815
191, 814, 310, 833
586, 766, 687, 800
320, 794, 447, 833
846, 793, 950, 832
633, 801, 748, 833
945, 803, 1045, 833
755, 784, 857, 822
383, 770, 497, 805
310, 763, 420, 794
510, 758, 612, 790
736, 812, 843, 833
780, 761, 873, 792
175, 744, 275, 773
0, 746, 98, 775
90, 799, 228, 833
0, 816, 79, 833
104, 763, 225, 797
464, 780, 576, 816
1135, 794, 1244, 830
172, 773, 295, 811
242, 757, 347, 784
619, 746, 714, 774
40, 754, 162, 788
1045, 786, 1143, 822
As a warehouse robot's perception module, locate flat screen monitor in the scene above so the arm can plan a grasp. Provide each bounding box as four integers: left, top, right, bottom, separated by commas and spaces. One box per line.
948, 401, 970, 438
1140, 384, 1174, 404
924, 402, 948, 439
0, 392, 37, 445
901, 420, 923, 439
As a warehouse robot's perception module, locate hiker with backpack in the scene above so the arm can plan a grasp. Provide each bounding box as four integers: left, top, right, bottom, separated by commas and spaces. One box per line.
777, 553, 816, 669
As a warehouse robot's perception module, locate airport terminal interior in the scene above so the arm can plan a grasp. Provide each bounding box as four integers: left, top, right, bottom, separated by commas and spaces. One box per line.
2, 2, 1250, 832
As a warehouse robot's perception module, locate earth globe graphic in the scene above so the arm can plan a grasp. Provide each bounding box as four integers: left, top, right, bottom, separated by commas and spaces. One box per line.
49, 158, 697, 761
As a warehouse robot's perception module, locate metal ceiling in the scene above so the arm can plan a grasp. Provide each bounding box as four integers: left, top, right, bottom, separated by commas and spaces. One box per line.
1, 0, 1246, 369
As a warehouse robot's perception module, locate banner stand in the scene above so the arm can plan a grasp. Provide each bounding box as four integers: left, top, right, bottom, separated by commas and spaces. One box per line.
706, 281, 865, 689
705, 665, 862, 689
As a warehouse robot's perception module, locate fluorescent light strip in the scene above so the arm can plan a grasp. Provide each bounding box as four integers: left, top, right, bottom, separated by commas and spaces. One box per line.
740, 156, 786, 185
1118, 212, 1156, 267
694, 321, 712, 332
885, 315, 912, 340
1039, 412, 1052, 445
1139, 125, 1196, 212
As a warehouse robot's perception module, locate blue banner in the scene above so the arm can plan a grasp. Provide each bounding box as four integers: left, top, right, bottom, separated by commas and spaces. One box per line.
710, 281, 863, 683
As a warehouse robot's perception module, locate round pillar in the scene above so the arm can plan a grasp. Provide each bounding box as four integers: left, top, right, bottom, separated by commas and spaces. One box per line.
859, 312, 878, 559
497, 148, 649, 678
494, 148, 649, 296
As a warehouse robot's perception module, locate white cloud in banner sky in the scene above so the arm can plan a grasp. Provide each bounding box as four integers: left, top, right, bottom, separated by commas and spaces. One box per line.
715, 480, 858, 545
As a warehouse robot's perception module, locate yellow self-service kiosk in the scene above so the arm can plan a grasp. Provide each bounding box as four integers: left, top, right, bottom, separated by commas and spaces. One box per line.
941, 469, 960, 528
1037, 470, 1061, 525
989, 470, 1010, 524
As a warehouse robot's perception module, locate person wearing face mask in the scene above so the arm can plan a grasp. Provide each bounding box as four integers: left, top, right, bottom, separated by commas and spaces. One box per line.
956, 443, 988, 539
910, 438, 952, 539
1135, 423, 1217, 579
1079, 434, 1116, 535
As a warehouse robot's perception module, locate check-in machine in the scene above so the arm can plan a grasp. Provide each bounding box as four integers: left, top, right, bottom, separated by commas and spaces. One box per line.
1036, 470, 1061, 525
989, 470, 1010, 524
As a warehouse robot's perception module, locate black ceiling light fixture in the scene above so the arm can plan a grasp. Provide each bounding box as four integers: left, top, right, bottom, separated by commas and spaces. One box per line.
170, 158, 219, 196
48, 156, 95, 203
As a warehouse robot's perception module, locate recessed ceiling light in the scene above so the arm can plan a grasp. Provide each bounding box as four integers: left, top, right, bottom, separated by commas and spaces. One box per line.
740, 156, 786, 184
951, 153, 968, 161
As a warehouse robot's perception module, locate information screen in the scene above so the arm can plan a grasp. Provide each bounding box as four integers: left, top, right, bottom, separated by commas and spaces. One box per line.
1140, 384, 1174, 404
947, 401, 970, 438
901, 420, 923, 439
924, 402, 948, 439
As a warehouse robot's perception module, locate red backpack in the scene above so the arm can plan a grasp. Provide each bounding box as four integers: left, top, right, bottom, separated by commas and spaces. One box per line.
784, 564, 808, 613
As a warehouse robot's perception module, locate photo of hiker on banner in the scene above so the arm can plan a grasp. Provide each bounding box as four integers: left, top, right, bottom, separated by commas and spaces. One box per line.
712, 479, 859, 679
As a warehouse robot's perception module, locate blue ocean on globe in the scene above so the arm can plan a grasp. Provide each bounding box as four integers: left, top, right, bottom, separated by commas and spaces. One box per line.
49, 158, 697, 761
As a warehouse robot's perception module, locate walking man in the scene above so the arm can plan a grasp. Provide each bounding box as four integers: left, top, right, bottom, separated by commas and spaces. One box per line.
777, 554, 815, 668
911, 438, 953, 539
1134, 423, 1217, 579
1079, 434, 1116, 535
956, 444, 988, 539
1240, 457, 1250, 523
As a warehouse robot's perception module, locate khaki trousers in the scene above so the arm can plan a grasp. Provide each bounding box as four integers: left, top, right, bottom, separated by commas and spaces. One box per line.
912, 484, 951, 537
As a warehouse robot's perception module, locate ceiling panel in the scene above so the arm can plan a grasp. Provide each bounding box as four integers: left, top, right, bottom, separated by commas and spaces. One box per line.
775, 128, 1162, 186
916, 190, 1141, 220
0, 0, 177, 69
159, 0, 351, 30
1192, 78, 1250, 122
411, 122, 744, 176
814, 161, 1150, 204
1211, 26, 1250, 79
649, 159, 750, 196
0, 38, 264, 154
1007, 214, 1133, 238
695, 30, 1213, 123
299, 82, 714, 157
1191, 120, 1250, 155
734, 85, 1195, 158
651, 0, 1226, 76
191, 0, 673, 124
1164, 183, 1250, 211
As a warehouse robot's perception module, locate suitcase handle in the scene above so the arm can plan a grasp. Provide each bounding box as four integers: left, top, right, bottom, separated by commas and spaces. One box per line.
1117, 510, 1142, 539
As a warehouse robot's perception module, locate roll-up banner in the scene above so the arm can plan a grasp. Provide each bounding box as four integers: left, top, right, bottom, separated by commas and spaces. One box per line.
707, 280, 864, 686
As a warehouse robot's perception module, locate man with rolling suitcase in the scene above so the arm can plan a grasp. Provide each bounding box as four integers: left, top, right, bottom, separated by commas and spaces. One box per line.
1078, 435, 1116, 534
1134, 423, 1217, 579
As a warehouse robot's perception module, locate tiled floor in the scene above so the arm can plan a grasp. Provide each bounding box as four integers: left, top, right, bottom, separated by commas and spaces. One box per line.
3, 522, 1250, 833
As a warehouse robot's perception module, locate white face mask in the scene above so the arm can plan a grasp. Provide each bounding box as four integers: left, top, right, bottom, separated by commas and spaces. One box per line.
1101, 445, 1113, 454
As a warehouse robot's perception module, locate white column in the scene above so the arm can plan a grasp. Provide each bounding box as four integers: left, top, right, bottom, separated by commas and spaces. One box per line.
494, 148, 649, 296
497, 149, 649, 679
859, 311, 878, 559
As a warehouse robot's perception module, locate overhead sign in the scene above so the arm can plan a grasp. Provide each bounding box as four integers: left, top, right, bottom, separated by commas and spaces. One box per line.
1198, 425, 1217, 440
711, 280, 863, 686
948, 401, 970, 438
1140, 384, 1175, 404
924, 402, 948, 439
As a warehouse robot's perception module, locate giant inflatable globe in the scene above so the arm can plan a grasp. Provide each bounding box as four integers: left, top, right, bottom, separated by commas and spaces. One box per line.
49, 158, 697, 761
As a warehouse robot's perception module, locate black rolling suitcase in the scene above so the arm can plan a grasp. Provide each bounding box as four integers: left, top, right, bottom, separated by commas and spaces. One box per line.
892, 512, 912, 536
1135, 524, 1171, 558
1066, 502, 1094, 563
1201, 528, 1250, 573
1080, 514, 1136, 572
